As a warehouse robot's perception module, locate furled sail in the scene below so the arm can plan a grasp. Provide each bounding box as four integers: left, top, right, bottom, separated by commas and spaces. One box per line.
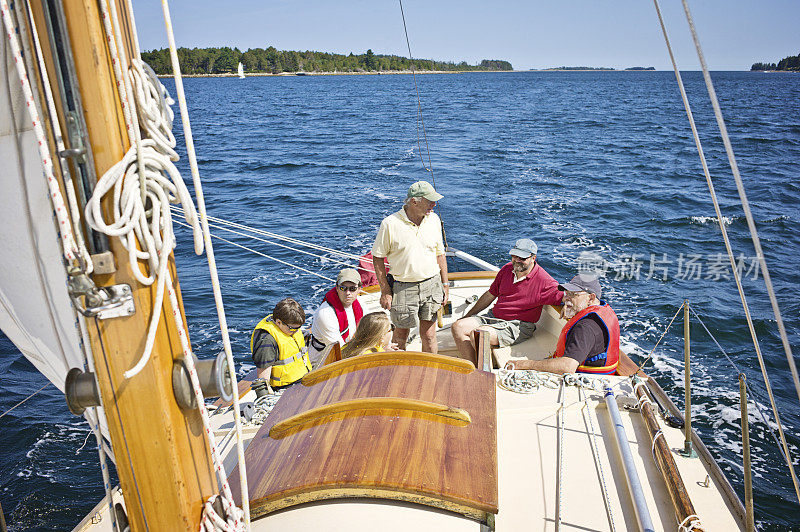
0, 33, 85, 392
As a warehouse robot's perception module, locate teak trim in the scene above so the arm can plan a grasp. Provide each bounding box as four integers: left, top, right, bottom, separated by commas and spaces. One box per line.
301, 351, 475, 386
268, 397, 472, 439
634, 383, 705, 531
250, 486, 490, 523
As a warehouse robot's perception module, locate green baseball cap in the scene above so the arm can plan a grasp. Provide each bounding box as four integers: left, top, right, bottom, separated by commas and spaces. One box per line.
407, 180, 443, 202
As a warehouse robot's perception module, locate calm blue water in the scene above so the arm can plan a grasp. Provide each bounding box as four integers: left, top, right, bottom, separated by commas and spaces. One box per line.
1, 71, 799, 530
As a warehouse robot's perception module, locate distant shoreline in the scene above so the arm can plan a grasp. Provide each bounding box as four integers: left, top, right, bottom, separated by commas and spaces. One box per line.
156, 69, 772, 79
158, 70, 473, 78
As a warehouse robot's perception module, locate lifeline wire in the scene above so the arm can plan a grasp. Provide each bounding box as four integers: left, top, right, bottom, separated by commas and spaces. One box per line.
689, 306, 792, 465
174, 219, 336, 284
680, 0, 800, 408
0, 383, 49, 420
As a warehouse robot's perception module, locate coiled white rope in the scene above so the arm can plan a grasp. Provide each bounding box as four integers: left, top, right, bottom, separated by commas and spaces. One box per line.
249, 393, 282, 426
678, 513, 702, 531
85, 1, 248, 529
87, 0, 203, 380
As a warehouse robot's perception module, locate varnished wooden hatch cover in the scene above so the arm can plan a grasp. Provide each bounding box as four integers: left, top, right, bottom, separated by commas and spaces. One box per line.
229, 352, 498, 521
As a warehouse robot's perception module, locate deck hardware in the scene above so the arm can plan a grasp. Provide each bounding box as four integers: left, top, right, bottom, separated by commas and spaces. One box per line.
113, 503, 129, 531
645, 382, 685, 428
172, 351, 233, 410
681, 300, 697, 458
64, 368, 101, 415
700, 475, 711, 488
68, 267, 133, 318
739, 374, 755, 531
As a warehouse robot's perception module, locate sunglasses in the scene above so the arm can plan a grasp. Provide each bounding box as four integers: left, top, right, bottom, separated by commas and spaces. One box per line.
277, 320, 302, 333
337, 285, 359, 293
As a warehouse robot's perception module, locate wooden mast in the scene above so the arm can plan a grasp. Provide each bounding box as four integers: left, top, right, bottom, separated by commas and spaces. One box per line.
27, 1, 217, 529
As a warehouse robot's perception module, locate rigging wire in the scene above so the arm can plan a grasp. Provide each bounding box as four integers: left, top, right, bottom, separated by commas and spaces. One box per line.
174, 219, 336, 283
678, 0, 800, 410
0, 383, 49, 420
653, 0, 799, 505
172, 206, 366, 262
158, 0, 250, 526
397, 0, 448, 249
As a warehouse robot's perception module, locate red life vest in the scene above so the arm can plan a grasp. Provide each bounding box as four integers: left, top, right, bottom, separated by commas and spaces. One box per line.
323, 288, 363, 341
553, 302, 620, 375
358, 252, 389, 287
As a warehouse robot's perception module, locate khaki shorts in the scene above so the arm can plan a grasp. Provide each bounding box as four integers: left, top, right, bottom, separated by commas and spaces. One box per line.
476, 311, 536, 347
391, 276, 444, 329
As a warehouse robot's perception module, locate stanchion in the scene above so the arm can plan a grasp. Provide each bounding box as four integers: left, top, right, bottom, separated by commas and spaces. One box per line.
739, 374, 755, 532
681, 299, 697, 458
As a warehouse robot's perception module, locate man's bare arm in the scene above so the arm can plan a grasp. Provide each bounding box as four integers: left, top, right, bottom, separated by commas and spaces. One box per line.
510, 357, 579, 374
464, 290, 496, 318
373, 256, 392, 310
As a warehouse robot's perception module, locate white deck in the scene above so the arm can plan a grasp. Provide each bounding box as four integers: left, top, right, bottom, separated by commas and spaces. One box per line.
76, 277, 743, 531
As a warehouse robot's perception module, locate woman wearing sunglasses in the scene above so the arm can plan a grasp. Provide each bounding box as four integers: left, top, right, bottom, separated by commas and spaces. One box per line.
250, 297, 311, 390
308, 268, 365, 367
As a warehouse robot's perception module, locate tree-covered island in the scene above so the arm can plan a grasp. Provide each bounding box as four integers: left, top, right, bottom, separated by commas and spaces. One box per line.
751, 52, 800, 71
141, 46, 513, 75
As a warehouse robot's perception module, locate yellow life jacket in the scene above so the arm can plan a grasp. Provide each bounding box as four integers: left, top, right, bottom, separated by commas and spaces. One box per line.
250, 315, 310, 387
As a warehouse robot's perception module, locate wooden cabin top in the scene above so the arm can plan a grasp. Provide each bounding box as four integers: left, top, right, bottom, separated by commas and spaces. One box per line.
229, 353, 498, 522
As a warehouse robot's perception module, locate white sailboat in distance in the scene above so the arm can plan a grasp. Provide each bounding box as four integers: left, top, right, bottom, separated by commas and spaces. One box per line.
237, 62, 245, 79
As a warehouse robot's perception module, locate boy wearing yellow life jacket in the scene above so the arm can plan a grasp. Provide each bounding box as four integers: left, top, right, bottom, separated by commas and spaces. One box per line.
250, 298, 311, 389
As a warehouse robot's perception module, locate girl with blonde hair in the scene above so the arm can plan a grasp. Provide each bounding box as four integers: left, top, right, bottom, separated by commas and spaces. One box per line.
340, 312, 397, 359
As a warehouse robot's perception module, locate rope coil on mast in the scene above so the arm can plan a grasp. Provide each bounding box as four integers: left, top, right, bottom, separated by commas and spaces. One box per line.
84, 0, 249, 528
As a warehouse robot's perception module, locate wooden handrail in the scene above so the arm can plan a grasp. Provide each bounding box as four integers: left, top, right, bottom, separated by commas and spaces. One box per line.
634, 382, 705, 531
301, 351, 475, 386
269, 397, 472, 439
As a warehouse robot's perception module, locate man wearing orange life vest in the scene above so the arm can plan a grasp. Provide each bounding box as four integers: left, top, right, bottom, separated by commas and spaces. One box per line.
510, 273, 620, 375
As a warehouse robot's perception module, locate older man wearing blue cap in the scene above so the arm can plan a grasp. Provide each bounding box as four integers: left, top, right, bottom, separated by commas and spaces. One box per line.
372, 181, 449, 353
451, 238, 563, 364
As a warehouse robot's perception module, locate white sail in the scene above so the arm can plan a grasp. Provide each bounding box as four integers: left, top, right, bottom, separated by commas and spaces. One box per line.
0, 35, 85, 392
237, 61, 245, 78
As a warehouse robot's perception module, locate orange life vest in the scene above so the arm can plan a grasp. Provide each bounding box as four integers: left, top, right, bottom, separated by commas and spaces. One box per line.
553, 302, 620, 375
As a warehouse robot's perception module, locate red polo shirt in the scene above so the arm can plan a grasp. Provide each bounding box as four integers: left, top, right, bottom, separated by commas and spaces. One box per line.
489, 262, 563, 323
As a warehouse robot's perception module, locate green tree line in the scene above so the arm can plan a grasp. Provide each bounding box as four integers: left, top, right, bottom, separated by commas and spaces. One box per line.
751, 52, 800, 71
141, 46, 513, 75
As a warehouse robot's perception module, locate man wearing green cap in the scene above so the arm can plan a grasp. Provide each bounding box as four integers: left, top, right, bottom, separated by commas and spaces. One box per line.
372, 181, 449, 353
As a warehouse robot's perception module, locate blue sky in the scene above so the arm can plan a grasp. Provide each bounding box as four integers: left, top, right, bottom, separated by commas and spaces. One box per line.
132, 1, 799, 71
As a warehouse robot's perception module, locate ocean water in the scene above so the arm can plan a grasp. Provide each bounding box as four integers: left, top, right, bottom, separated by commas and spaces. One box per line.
1, 71, 799, 530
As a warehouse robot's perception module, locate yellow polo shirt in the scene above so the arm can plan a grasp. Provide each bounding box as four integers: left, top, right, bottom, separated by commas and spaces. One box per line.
372, 208, 444, 283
